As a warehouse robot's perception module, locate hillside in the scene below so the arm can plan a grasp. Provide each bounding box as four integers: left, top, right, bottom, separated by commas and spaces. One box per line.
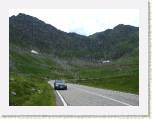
89, 24, 139, 59
9, 13, 139, 106
10, 13, 138, 60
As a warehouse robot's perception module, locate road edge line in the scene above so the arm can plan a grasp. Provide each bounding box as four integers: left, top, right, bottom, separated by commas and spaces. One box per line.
56, 90, 68, 106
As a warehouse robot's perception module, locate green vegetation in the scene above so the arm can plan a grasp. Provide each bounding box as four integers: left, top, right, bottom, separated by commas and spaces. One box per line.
69, 57, 139, 94
9, 73, 56, 106
9, 49, 58, 106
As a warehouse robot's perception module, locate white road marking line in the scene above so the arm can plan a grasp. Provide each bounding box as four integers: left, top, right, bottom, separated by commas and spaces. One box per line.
56, 90, 68, 106
73, 86, 133, 106
47, 81, 68, 106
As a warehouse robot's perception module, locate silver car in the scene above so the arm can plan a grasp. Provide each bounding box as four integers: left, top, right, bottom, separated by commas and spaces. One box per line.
54, 80, 67, 90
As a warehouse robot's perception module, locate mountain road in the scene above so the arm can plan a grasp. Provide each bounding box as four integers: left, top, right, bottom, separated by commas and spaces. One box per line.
48, 80, 139, 106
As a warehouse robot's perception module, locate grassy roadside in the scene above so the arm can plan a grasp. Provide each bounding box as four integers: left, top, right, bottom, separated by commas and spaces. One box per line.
68, 57, 139, 94
9, 73, 56, 106
9, 47, 58, 106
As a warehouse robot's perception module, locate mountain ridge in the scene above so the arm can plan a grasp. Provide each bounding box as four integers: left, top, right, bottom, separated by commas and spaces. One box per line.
9, 13, 139, 60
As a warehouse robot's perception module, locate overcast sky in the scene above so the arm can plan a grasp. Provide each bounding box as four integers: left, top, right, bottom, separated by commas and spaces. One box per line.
9, 9, 139, 36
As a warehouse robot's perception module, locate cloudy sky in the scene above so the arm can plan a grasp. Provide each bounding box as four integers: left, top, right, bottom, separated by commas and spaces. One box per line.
9, 9, 139, 36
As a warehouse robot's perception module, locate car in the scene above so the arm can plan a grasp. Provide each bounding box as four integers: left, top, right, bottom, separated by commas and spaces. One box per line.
54, 80, 67, 90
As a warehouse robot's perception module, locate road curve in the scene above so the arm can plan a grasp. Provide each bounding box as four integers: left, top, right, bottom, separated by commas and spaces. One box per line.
48, 80, 139, 106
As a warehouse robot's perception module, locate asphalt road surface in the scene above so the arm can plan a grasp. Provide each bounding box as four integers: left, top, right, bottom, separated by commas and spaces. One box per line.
48, 80, 139, 106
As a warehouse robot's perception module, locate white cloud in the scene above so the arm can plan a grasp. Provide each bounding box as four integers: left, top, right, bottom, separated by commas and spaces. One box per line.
9, 9, 139, 36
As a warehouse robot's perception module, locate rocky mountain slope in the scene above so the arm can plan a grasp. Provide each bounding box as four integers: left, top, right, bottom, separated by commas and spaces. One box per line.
9, 13, 139, 60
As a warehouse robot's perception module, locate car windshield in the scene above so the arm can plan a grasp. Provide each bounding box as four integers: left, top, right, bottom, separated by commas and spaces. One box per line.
55, 80, 65, 83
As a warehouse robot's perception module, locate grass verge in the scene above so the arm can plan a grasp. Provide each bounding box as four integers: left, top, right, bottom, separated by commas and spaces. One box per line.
68, 57, 139, 94
9, 73, 56, 106
9, 47, 57, 106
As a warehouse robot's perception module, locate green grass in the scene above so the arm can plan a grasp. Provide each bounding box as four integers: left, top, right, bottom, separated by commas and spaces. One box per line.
9, 73, 56, 106
10, 47, 58, 106
68, 57, 139, 94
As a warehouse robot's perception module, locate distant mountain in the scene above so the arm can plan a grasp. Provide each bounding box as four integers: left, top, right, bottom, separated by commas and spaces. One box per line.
89, 24, 139, 59
9, 13, 139, 60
